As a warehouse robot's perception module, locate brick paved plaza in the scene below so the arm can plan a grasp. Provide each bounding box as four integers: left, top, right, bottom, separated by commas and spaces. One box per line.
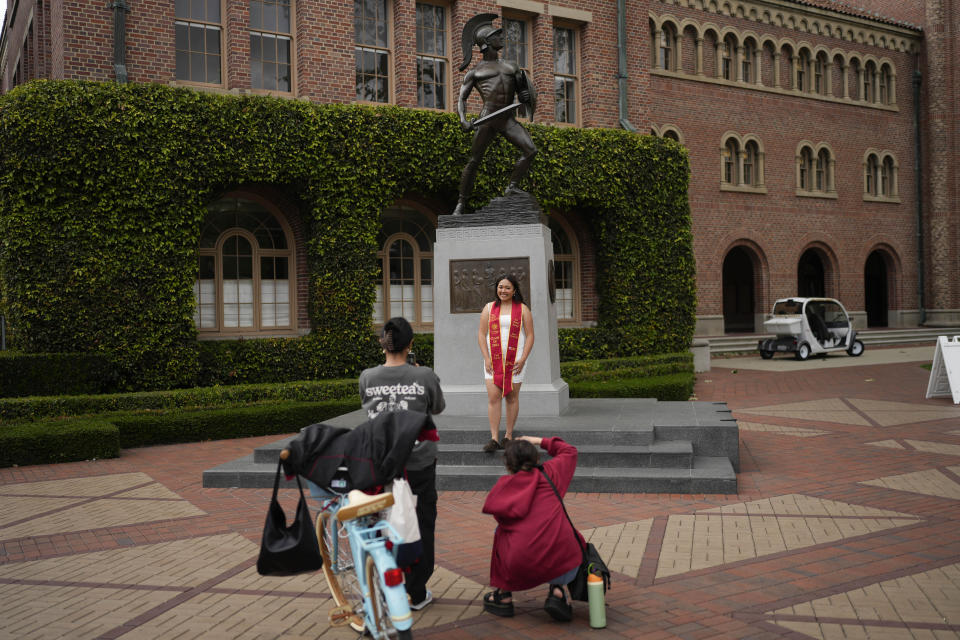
2, 346, 959, 639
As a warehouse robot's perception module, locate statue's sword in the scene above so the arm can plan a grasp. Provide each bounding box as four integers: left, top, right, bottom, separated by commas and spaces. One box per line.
470, 102, 522, 128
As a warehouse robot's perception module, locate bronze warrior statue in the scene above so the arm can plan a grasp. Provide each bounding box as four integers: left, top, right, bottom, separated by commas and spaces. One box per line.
452, 14, 538, 216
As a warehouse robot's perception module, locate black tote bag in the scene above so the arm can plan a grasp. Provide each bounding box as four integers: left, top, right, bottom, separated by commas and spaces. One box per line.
256, 460, 323, 576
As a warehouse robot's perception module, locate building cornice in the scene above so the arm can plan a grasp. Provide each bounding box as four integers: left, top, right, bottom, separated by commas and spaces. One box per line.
659, 0, 922, 53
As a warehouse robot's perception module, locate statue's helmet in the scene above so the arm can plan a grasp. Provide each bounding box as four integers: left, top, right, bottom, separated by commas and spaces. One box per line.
474, 24, 503, 51
459, 13, 500, 71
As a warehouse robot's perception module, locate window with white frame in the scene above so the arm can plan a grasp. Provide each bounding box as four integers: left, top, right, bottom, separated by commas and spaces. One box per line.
416, 2, 449, 110
375, 206, 435, 330
250, 0, 292, 92
548, 217, 578, 322
355, 0, 391, 102
554, 25, 578, 124
176, 0, 223, 84
196, 197, 294, 334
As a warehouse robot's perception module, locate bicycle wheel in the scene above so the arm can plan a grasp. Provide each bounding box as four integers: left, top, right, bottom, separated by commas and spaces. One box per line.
316, 511, 364, 631
365, 554, 413, 640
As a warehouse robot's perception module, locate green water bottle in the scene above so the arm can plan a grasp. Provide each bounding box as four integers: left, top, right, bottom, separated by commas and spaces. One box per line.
587, 573, 606, 628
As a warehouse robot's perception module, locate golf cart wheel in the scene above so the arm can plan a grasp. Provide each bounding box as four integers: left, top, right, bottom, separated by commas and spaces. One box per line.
795, 343, 811, 361
760, 349, 774, 360
847, 339, 864, 357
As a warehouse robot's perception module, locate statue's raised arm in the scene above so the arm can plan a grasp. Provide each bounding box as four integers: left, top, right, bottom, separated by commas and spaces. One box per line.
451, 14, 537, 216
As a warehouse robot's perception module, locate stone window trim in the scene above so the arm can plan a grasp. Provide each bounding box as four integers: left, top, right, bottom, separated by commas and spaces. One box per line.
377, 231, 434, 331
651, 124, 685, 144
795, 141, 838, 198
196, 195, 299, 338
863, 149, 901, 203
552, 21, 581, 127
649, 13, 900, 112
374, 200, 438, 332
354, 0, 395, 105
720, 131, 766, 193
174, 0, 226, 89
547, 213, 581, 325
249, 0, 295, 96
415, 0, 452, 112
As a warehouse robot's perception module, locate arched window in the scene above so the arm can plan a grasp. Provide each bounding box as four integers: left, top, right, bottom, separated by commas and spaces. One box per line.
723, 138, 740, 185
741, 40, 755, 82
722, 36, 735, 79
196, 197, 295, 335
375, 205, 435, 330
743, 141, 759, 186
866, 154, 879, 195
881, 156, 895, 196
879, 64, 892, 104
799, 146, 814, 190
816, 149, 830, 191
659, 24, 676, 71
863, 61, 876, 102
548, 217, 579, 322
796, 50, 810, 91
813, 53, 825, 94
662, 128, 680, 142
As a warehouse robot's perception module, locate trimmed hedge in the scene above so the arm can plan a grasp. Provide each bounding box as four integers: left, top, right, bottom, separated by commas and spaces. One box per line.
0, 418, 120, 467
0, 379, 356, 424
113, 398, 358, 448
568, 373, 695, 401
560, 352, 692, 378
0, 80, 694, 390
0, 351, 118, 398
196, 332, 435, 386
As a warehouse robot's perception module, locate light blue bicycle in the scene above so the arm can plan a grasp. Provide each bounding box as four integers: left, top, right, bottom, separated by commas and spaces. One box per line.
304, 465, 415, 640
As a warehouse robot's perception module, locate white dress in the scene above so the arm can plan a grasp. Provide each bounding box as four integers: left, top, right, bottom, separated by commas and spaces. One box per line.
483, 304, 526, 384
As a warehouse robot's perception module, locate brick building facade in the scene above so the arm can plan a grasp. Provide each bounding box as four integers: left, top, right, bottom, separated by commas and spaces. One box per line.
1, 0, 956, 337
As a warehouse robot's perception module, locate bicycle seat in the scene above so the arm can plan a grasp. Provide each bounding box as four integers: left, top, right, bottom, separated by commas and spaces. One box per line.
336, 489, 394, 522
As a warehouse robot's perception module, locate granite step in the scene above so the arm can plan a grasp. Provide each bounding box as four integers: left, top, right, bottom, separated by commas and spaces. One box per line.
202, 399, 740, 494
436, 456, 737, 494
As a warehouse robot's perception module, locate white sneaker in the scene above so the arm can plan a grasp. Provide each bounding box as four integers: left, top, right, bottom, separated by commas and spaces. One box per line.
409, 590, 433, 611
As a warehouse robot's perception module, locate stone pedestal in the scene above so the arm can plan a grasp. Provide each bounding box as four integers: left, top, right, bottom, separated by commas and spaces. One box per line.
433, 192, 569, 416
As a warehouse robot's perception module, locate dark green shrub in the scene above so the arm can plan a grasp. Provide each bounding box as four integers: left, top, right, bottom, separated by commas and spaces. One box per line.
0, 379, 356, 423
0, 419, 119, 467
0, 351, 118, 398
0, 80, 693, 390
113, 399, 358, 448
568, 373, 694, 401
560, 352, 692, 378
558, 328, 611, 361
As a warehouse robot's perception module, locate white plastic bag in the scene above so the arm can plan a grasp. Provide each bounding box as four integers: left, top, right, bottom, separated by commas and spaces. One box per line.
386, 478, 422, 567
387, 478, 421, 544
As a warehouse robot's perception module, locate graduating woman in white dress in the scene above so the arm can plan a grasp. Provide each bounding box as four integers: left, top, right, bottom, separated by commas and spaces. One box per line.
477, 275, 534, 453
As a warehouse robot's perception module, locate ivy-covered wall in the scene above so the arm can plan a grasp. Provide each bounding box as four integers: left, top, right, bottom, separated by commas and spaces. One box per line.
0, 80, 695, 390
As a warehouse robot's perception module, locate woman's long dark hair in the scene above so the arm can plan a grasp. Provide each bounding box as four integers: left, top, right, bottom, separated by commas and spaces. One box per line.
492, 274, 524, 306
503, 439, 539, 473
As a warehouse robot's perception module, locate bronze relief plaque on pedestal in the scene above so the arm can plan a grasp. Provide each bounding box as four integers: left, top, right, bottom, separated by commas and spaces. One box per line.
449, 257, 530, 313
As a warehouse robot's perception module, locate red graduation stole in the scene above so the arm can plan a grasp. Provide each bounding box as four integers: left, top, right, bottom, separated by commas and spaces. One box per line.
489, 301, 523, 395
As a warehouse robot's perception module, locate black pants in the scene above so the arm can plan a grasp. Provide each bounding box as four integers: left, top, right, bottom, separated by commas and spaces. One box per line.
404, 461, 437, 603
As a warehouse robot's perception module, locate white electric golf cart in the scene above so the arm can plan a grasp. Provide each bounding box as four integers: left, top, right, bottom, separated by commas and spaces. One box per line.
757, 297, 865, 360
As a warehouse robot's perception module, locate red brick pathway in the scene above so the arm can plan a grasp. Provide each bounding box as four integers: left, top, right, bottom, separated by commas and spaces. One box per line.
1, 352, 958, 639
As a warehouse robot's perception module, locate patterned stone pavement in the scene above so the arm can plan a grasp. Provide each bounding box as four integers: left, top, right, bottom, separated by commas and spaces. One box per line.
1, 346, 959, 639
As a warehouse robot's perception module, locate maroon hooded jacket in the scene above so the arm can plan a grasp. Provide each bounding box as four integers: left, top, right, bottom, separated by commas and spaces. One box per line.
482, 437, 585, 591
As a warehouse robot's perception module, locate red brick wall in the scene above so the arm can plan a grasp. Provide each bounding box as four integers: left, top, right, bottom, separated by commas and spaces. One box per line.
648, 1, 921, 322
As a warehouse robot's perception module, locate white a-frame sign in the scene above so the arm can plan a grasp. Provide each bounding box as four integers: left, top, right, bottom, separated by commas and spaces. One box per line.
926, 336, 960, 404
